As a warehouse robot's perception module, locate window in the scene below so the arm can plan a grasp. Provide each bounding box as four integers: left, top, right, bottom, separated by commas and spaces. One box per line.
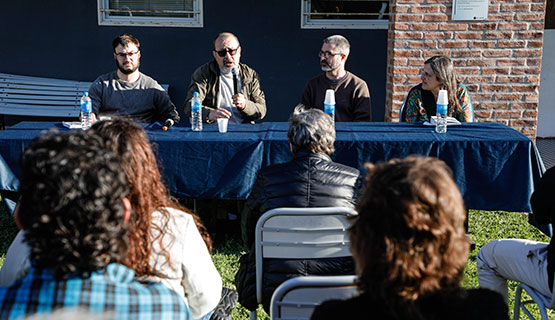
301, 0, 389, 29
97, 0, 203, 27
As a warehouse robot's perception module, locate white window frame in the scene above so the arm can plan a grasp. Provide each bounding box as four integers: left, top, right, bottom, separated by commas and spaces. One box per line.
300, 0, 388, 30
97, 0, 203, 28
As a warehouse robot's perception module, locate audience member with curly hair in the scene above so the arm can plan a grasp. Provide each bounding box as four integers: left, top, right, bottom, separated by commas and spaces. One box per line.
0, 119, 223, 320
311, 156, 508, 320
0, 130, 191, 319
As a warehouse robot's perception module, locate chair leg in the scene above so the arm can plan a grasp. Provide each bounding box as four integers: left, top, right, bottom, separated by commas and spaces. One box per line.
513, 285, 522, 320
250, 310, 256, 320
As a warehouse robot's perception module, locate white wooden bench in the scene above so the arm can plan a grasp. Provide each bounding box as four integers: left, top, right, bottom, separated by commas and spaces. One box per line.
0, 72, 169, 128
0, 73, 91, 122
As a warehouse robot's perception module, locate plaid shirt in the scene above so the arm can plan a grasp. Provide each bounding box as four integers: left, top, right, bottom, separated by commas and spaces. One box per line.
0, 263, 192, 320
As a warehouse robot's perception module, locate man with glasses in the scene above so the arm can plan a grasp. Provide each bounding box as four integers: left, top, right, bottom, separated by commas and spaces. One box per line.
301, 35, 372, 122
88, 33, 180, 124
184, 32, 266, 124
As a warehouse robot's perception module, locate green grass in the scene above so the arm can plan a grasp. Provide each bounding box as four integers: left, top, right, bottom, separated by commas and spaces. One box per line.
0, 206, 553, 319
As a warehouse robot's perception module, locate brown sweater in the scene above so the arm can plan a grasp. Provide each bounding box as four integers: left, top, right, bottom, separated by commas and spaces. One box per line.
301, 72, 372, 122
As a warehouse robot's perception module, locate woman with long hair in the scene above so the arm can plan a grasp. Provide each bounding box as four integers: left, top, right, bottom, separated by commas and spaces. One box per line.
0, 119, 222, 320
311, 156, 507, 320
403, 55, 474, 123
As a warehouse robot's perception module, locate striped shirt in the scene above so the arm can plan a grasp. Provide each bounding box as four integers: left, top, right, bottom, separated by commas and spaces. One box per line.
0, 263, 192, 320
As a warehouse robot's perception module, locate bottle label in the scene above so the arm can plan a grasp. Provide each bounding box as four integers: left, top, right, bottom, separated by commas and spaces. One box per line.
81, 101, 92, 113
192, 101, 201, 113
437, 103, 448, 115
324, 103, 335, 115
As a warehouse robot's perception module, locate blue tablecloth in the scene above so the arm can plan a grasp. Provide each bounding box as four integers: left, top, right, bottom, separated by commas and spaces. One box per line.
0, 121, 545, 213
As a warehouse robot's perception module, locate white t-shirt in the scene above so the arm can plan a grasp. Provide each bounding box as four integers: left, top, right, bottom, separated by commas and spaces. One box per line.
219, 70, 244, 124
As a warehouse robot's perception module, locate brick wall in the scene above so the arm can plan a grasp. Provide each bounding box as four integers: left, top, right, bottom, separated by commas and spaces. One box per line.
384, 0, 546, 137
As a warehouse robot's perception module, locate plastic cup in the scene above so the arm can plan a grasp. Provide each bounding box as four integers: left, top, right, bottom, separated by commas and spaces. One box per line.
437, 89, 448, 105
324, 89, 335, 105
217, 118, 228, 133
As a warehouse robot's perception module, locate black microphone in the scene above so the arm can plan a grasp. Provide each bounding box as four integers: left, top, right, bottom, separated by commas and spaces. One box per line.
232, 68, 240, 95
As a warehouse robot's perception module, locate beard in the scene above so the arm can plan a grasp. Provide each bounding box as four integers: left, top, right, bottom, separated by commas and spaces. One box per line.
320, 59, 340, 72
116, 60, 140, 75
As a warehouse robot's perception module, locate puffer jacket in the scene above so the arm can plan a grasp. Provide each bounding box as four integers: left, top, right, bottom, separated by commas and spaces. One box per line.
236, 150, 361, 312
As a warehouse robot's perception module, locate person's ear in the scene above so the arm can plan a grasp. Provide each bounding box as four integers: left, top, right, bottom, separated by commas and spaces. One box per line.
122, 197, 131, 224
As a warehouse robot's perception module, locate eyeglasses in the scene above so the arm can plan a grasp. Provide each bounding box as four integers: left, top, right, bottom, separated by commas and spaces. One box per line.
318, 51, 343, 58
214, 47, 239, 57
115, 51, 139, 59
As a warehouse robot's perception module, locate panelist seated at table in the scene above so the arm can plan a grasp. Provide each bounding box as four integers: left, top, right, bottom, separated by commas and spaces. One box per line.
88, 33, 181, 124
311, 156, 508, 320
184, 32, 266, 124
301, 35, 372, 122
235, 106, 361, 313
402, 55, 474, 123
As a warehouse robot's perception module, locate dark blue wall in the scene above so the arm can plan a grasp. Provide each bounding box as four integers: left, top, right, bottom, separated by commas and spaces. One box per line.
0, 1, 387, 122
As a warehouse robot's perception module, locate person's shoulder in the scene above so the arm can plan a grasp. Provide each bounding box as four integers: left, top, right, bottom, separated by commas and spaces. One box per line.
258, 160, 295, 176
311, 295, 373, 320
344, 71, 368, 84
456, 83, 470, 95
196, 61, 217, 73
191, 61, 218, 79
155, 207, 194, 224
407, 83, 423, 97
137, 72, 157, 83
420, 288, 508, 319
306, 73, 326, 84
239, 63, 261, 77
93, 71, 117, 83
327, 161, 360, 177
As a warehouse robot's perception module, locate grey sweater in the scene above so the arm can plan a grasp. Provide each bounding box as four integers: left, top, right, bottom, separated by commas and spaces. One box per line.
89, 71, 180, 123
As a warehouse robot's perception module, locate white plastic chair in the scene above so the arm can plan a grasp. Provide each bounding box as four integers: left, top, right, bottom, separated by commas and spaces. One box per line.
269, 275, 358, 320
513, 277, 555, 320
250, 207, 358, 320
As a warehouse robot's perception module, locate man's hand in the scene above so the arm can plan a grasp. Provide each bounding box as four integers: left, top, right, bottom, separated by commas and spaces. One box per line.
233, 93, 246, 111
208, 108, 232, 121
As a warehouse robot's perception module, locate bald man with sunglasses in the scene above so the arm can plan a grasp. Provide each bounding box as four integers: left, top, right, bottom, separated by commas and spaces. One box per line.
184, 32, 266, 124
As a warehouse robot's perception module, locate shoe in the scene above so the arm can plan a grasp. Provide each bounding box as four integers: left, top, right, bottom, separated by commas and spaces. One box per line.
209, 287, 238, 320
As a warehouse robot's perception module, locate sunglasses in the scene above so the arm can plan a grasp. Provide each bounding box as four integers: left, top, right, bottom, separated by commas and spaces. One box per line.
214, 47, 239, 57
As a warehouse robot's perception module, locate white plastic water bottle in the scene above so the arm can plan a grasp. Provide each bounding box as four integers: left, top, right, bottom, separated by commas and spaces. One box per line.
324, 89, 336, 122
191, 92, 203, 131
80, 91, 92, 130
435, 89, 448, 134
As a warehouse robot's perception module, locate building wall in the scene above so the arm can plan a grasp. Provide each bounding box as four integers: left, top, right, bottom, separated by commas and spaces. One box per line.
0, 1, 387, 123
385, 0, 546, 138
538, 29, 555, 137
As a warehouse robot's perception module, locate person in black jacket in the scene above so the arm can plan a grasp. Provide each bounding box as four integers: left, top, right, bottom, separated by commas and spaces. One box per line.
312, 156, 508, 320
477, 166, 555, 303
235, 105, 361, 313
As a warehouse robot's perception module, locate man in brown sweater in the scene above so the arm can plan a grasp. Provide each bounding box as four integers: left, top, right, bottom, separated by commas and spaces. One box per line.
301, 35, 372, 122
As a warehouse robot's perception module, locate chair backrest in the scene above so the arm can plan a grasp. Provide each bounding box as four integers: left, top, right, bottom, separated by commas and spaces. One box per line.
254, 207, 358, 303
270, 275, 359, 320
